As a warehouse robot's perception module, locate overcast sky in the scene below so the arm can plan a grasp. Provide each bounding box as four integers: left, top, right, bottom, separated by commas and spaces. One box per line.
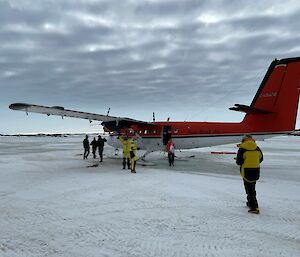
1, 0, 300, 134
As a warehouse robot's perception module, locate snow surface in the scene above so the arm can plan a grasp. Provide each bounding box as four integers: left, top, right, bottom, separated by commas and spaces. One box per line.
0, 135, 300, 257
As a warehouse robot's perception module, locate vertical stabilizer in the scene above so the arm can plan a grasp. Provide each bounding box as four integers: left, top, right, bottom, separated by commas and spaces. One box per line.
242, 57, 300, 132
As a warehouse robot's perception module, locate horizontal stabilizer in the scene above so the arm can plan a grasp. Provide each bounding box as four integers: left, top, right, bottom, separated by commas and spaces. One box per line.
229, 104, 273, 114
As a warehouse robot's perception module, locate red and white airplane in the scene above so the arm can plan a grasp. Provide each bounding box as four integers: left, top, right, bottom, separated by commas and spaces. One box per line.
9, 57, 300, 156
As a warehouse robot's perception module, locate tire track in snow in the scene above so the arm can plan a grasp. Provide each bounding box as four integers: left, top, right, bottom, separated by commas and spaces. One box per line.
0, 237, 59, 257
65, 222, 120, 248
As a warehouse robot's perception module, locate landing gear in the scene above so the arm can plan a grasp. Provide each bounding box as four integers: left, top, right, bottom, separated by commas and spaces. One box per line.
139, 150, 152, 161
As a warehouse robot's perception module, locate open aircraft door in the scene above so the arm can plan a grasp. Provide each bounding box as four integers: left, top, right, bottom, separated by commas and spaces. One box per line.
162, 125, 172, 145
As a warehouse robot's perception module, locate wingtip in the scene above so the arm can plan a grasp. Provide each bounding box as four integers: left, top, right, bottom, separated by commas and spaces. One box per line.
9, 103, 31, 110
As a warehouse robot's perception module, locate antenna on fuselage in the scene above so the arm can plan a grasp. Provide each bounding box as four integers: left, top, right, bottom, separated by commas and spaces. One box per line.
107, 108, 110, 116
167, 117, 170, 122
153, 112, 155, 122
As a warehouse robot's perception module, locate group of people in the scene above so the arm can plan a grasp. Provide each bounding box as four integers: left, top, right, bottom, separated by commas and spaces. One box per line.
83, 132, 263, 214
83, 133, 137, 173
118, 136, 176, 172
83, 135, 107, 162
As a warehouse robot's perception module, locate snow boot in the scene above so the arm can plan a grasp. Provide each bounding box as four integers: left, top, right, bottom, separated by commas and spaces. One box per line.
248, 208, 260, 214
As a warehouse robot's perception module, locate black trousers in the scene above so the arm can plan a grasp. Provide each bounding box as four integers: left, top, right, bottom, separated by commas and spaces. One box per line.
98, 147, 103, 162
243, 179, 258, 209
123, 158, 130, 169
168, 152, 175, 166
84, 148, 90, 159
92, 147, 97, 159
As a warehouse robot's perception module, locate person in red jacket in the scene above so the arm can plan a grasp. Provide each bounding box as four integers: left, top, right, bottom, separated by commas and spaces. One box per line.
166, 139, 175, 166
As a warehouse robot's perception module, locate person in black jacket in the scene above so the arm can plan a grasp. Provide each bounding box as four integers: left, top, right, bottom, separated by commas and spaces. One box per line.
90, 137, 98, 159
236, 135, 263, 214
83, 135, 90, 159
97, 135, 107, 162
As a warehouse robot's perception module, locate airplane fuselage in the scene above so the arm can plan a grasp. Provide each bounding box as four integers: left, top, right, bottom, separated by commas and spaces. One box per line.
105, 121, 287, 151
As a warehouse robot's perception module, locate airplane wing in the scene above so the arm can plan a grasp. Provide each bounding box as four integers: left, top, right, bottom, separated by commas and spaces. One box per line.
9, 103, 154, 129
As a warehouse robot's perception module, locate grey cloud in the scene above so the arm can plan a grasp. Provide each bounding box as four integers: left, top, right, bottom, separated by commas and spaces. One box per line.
1, 0, 300, 133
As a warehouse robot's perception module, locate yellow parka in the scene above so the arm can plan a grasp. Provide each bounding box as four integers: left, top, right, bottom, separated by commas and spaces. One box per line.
236, 139, 263, 182
129, 140, 137, 161
118, 136, 132, 158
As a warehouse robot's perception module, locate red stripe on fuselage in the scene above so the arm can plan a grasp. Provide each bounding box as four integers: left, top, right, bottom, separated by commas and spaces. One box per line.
128, 121, 290, 138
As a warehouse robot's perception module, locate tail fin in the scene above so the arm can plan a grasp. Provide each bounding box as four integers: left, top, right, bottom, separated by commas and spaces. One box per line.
231, 57, 300, 133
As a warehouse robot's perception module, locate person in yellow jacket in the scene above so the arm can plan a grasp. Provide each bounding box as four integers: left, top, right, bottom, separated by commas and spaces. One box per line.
129, 139, 137, 173
118, 135, 131, 169
236, 135, 263, 214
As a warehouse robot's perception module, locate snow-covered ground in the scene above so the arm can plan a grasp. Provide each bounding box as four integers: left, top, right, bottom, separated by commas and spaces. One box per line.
0, 135, 299, 257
